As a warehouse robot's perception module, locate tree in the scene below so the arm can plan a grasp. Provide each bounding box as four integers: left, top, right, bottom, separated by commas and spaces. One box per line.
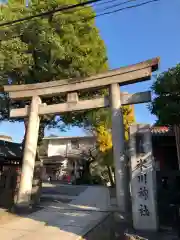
150, 64, 180, 125
79, 145, 99, 184
85, 105, 135, 186
0, 0, 108, 143
91, 105, 135, 141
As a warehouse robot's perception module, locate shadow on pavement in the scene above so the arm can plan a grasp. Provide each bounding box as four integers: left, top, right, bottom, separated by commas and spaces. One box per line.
0, 184, 113, 240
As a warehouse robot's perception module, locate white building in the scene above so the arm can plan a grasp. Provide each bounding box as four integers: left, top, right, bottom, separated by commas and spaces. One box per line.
40, 135, 96, 181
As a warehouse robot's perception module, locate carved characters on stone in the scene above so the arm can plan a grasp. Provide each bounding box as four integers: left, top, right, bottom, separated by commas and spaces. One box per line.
138, 174, 147, 184
139, 204, 150, 216
138, 186, 149, 200
136, 159, 147, 172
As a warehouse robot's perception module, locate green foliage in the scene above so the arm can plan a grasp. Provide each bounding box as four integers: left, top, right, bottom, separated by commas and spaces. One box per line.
0, 0, 108, 133
150, 64, 180, 125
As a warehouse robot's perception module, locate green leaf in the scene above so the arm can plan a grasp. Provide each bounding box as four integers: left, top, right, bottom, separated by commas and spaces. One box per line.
0, 0, 108, 139
150, 64, 180, 125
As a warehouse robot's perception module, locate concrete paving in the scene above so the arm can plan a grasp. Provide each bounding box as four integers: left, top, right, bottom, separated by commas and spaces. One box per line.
42, 182, 87, 196
0, 185, 111, 239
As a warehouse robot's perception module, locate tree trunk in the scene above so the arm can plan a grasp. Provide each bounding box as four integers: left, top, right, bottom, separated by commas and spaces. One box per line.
81, 161, 92, 184
106, 165, 114, 187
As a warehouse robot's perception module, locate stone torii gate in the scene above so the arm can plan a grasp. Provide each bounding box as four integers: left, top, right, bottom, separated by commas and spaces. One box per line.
3, 57, 159, 212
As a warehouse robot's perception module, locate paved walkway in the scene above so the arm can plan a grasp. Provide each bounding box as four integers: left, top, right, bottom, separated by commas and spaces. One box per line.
0, 186, 111, 239
41, 183, 87, 203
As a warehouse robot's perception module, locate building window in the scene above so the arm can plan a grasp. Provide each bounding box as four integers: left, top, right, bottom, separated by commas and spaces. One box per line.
71, 140, 80, 149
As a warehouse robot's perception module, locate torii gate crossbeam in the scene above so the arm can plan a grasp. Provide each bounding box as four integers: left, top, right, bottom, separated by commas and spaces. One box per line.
3, 57, 159, 213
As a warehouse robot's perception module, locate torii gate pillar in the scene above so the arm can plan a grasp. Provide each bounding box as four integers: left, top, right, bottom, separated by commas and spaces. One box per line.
110, 83, 128, 212
17, 96, 41, 207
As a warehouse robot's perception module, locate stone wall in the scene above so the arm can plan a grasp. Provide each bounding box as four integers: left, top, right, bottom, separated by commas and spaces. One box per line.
0, 166, 17, 209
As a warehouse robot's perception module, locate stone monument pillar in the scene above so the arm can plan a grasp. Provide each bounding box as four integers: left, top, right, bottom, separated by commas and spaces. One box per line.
129, 124, 158, 231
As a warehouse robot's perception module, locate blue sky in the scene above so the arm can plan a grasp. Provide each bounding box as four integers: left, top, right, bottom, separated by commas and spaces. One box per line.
0, 0, 180, 143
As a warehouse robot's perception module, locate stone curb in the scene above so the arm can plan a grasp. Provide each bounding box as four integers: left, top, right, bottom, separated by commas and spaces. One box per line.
76, 212, 112, 240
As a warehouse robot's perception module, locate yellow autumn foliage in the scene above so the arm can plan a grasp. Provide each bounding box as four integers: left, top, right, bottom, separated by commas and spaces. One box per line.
96, 105, 135, 154
96, 125, 112, 153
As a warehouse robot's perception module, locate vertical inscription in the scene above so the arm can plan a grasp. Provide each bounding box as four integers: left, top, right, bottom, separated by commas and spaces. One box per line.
130, 124, 157, 230
135, 132, 151, 217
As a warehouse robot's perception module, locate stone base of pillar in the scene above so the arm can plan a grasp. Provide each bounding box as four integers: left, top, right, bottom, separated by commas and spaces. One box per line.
12, 204, 32, 214
12, 202, 43, 215
14, 161, 42, 211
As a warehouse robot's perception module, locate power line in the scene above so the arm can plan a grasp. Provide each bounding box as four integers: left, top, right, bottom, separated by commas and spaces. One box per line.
78, 0, 160, 22
0, 0, 160, 41
92, 0, 119, 6
92, 0, 135, 8
93, 0, 136, 12
62, 0, 137, 19
0, 0, 160, 28
0, 0, 133, 41
0, 0, 104, 27
91, 0, 131, 7
0, 0, 159, 28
